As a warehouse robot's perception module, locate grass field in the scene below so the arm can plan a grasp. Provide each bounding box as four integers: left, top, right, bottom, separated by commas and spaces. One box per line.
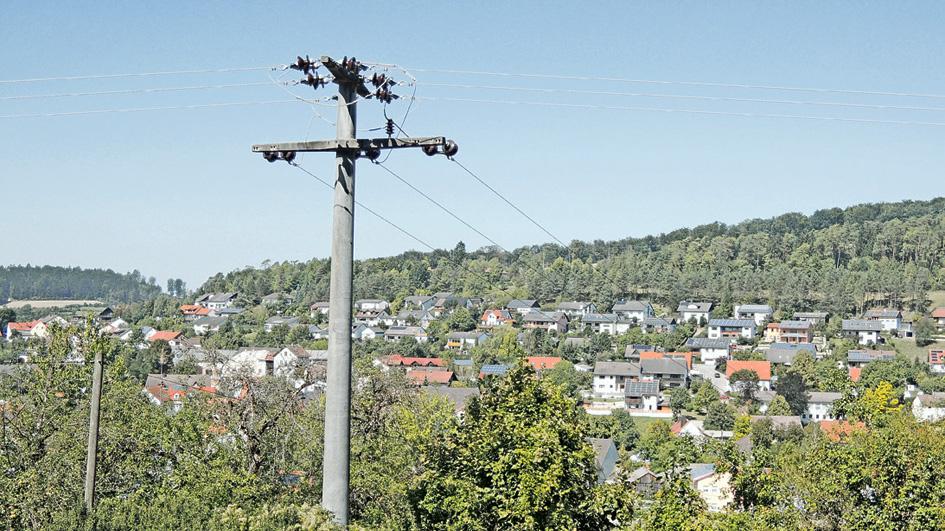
632, 416, 667, 432
889, 337, 945, 362
2, 299, 102, 309
928, 291, 945, 310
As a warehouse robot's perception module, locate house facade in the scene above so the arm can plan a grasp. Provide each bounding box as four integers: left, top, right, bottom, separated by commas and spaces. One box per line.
612, 300, 654, 322
864, 309, 902, 331
592, 361, 640, 398
803, 392, 843, 423
842, 319, 883, 345
678, 301, 712, 324
707, 319, 756, 340
734, 304, 773, 326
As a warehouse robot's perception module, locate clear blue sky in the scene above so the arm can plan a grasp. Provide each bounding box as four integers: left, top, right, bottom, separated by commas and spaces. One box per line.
3, 2, 944, 289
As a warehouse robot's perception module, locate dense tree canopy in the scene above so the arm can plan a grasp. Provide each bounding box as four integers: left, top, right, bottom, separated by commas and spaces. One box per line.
0, 265, 163, 303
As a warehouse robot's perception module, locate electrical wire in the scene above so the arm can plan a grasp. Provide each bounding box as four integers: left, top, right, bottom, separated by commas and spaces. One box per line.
411, 96, 945, 127
0, 81, 275, 101
0, 66, 281, 85
0, 99, 298, 119
419, 82, 945, 114
403, 66, 945, 100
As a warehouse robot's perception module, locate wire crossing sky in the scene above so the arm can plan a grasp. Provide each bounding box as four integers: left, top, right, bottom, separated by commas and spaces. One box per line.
2, 2, 944, 288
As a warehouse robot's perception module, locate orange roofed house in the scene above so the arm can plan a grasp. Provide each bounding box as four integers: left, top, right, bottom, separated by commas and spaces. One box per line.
726, 360, 772, 391
180, 304, 210, 320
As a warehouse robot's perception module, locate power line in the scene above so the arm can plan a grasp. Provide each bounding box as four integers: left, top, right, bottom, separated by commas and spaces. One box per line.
0, 65, 278, 85
0, 81, 275, 101
420, 82, 945, 113
413, 96, 945, 127
404, 66, 945, 100
0, 99, 298, 119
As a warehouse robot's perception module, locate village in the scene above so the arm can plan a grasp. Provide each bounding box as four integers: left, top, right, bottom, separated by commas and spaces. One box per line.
5, 290, 945, 512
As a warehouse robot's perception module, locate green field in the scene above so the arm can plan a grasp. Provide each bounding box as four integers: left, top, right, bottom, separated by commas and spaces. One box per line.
890, 337, 945, 362
928, 291, 945, 310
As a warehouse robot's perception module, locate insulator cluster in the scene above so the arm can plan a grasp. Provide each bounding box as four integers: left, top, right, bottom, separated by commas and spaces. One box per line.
263, 151, 296, 163
423, 140, 459, 158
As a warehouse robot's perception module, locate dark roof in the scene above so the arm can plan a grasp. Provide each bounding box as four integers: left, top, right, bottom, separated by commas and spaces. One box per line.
847, 350, 896, 363
581, 313, 618, 324
625, 380, 660, 397
709, 318, 756, 328
678, 301, 712, 312
843, 319, 883, 332
556, 301, 593, 311
506, 299, 539, 309
522, 311, 566, 323
865, 309, 902, 319
640, 357, 688, 376
778, 320, 812, 330
593, 361, 640, 377
613, 300, 650, 312
685, 337, 732, 350
737, 304, 772, 314
480, 364, 510, 375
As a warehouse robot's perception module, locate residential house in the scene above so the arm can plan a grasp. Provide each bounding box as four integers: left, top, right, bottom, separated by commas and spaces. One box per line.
264, 316, 300, 333
403, 295, 436, 311
147, 330, 182, 348
734, 304, 774, 325
101, 318, 129, 335
310, 301, 330, 316
430, 292, 466, 317
526, 356, 563, 373
446, 331, 488, 351
506, 299, 540, 316
589, 438, 619, 484
355, 299, 390, 312
196, 292, 239, 310
396, 309, 435, 328
929, 349, 945, 374
261, 293, 293, 306
932, 307, 945, 330
626, 467, 663, 497
222, 347, 278, 378
846, 349, 896, 368
690, 464, 734, 512
685, 337, 731, 362
640, 357, 689, 389
593, 361, 641, 398
640, 350, 693, 370
677, 301, 713, 324
842, 319, 883, 345
817, 420, 866, 442
792, 311, 829, 324
96, 307, 114, 321
707, 319, 756, 340
308, 324, 327, 340
383, 326, 429, 343
726, 360, 772, 391
625, 380, 661, 411
864, 308, 903, 331
803, 392, 843, 423
273, 346, 327, 385
381, 355, 446, 369
624, 344, 658, 361
556, 301, 597, 318
406, 367, 455, 386
479, 309, 515, 328
612, 300, 654, 322
357, 310, 393, 327
777, 320, 814, 344
581, 313, 631, 335
351, 324, 380, 341
213, 307, 244, 317
193, 316, 227, 335
749, 415, 803, 431
912, 392, 945, 422
640, 316, 677, 334
5, 320, 47, 340
522, 311, 569, 333
180, 304, 210, 320
143, 374, 216, 412
765, 342, 817, 366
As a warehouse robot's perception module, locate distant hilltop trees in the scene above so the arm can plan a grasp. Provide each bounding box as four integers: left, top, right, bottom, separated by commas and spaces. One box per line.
0, 265, 163, 304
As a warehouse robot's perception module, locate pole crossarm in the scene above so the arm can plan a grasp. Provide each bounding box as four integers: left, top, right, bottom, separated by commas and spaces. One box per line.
252, 136, 446, 153
320, 56, 371, 97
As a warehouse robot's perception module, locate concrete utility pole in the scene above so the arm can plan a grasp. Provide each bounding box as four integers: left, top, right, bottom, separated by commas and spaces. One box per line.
252, 55, 456, 526
84, 347, 104, 513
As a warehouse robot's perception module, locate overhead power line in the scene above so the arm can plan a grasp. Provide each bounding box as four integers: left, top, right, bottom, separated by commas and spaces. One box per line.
0, 65, 278, 85
404, 66, 945, 100
420, 82, 945, 113
0, 99, 298, 119
414, 96, 945, 127
0, 81, 275, 101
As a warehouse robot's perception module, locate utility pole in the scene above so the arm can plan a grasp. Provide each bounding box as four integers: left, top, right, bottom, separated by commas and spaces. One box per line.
252, 55, 456, 526
84, 347, 104, 513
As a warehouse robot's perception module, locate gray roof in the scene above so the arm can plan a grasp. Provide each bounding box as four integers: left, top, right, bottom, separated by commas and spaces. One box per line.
613, 300, 650, 312
522, 310, 566, 323
581, 313, 618, 324
447, 331, 485, 340
737, 304, 773, 314
765, 343, 816, 364
556, 301, 593, 311
843, 319, 883, 332
847, 350, 896, 363
641, 317, 675, 327
793, 311, 828, 319
686, 337, 732, 350
506, 299, 539, 309
207, 292, 238, 303
709, 318, 756, 328
384, 326, 426, 337
865, 309, 902, 319
808, 391, 843, 404
750, 415, 802, 429
778, 320, 812, 330
193, 316, 227, 327
690, 463, 716, 481
564, 337, 588, 347
626, 466, 660, 483
677, 301, 712, 313
265, 316, 300, 326
640, 357, 688, 376
625, 380, 660, 397
593, 361, 640, 377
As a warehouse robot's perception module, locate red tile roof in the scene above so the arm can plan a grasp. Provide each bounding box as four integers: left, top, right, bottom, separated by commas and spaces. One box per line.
527, 356, 563, 371
406, 369, 454, 385
818, 420, 866, 442
148, 331, 182, 342
640, 351, 693, 369
932, 307, 945, 318
382, 354, 446, 367
726, 360, 772, 381
7, 320, 41, 331
180, 305, 209, 316
848, 366, 861, 382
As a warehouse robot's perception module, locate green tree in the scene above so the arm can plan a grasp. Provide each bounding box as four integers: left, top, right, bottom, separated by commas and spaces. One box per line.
765, 394, 793, 416
543, 359, 590, 400
729, 368, 760, 403
915, 317, 937, 347
669, 386, 690, 420
690, 380, 721, 414
704, 402, 736, 431
776, 371, 808, 416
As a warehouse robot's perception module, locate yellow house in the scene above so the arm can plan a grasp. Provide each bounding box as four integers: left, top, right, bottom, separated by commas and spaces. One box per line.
690, 463, 733, 512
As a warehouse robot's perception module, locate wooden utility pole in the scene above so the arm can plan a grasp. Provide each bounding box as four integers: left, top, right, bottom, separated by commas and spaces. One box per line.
252, 55, 455, 526
84, 347, 104, 513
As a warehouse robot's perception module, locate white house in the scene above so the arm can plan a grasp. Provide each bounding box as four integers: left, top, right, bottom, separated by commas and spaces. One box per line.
864, 309, 903, 332
912, 392, 945, 422
581, 313, 632, 335
707, 319, 756, 340
685, 337, 732, 362
802, 391, 843, 423
522, 311, 569, 333
196, 292, 239, 310
624, 380, 660, 411
592, 361, 640, 399
734, 304, 774, 326
384, 326, 429, 343
506, 299, 540, 316
556, 301, 597, 318
355, 299, 390, 312
264, 316, 300, 333
612, 300, 654, 322
677, 301, 713, 324
193, 316, 227, 335
842, 319, 883, 345
690, 463, 734, 512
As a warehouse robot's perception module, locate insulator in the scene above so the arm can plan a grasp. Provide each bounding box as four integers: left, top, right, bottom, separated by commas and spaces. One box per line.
443, 140, 459, 158
281, 151, 296, 163
263, 152, 279, 163
365, 148, 381, 161
371, 73, 386, 87
385, 119, 395, 136
422, 145, 439, 157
